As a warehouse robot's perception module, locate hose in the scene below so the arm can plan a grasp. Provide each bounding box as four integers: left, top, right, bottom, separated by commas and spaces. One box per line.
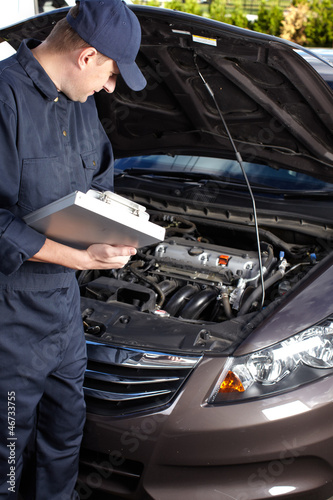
221, 287, 233, 319
238, 270, 284, 316
165, 216, 196, 236
129, 260, 165, 307
262, 243, 274, 273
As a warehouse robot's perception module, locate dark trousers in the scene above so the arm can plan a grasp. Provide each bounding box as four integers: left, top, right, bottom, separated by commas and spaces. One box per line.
0, 268, 87, 499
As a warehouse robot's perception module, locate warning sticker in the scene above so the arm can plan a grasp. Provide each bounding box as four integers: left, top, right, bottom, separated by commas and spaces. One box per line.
192, 35, 217, 46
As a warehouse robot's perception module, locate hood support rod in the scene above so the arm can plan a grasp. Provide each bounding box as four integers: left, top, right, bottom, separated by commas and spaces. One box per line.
194, 52, 265, 310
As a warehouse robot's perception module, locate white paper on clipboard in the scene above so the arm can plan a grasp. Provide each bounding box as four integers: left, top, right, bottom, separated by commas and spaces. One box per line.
23, 190, 166, 249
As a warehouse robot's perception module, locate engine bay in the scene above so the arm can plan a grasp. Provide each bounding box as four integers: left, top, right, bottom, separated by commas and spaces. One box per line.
78, 213, 330, 354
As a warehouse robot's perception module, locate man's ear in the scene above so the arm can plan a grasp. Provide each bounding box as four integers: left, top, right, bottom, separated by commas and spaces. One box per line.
77, 47, 98, 70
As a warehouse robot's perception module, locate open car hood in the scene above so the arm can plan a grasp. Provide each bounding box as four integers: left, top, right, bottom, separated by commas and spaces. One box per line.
2, 5, 333, 180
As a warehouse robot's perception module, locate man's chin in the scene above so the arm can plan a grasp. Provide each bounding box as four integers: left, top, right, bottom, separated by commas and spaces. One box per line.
75, 95, 89, 103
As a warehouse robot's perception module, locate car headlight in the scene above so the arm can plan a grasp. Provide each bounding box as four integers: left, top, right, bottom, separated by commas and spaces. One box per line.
209, 318, 333, 404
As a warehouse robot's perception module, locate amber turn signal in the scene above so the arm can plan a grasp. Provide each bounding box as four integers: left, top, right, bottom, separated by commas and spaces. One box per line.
219, 370, 245, 393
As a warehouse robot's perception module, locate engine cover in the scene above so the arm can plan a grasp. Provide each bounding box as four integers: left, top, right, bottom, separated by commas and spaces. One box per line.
154, 237, 260, 280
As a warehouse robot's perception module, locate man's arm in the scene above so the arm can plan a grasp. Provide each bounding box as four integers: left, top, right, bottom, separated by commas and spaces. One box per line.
30, 238, 136, 270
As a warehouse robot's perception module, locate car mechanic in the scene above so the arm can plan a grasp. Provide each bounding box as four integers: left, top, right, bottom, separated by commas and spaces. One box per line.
0, 0, 146, 498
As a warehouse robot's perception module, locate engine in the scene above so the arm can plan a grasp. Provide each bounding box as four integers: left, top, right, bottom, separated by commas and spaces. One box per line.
79, 215, 319, 324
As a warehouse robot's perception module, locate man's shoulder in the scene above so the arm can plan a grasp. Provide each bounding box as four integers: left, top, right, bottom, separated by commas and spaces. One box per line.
0, 53, 23, 90
0, 55, 22, 108
0, 53, 19, 76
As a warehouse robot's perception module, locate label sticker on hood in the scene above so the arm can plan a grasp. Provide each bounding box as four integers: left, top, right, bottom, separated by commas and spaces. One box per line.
192, 35, 217, 46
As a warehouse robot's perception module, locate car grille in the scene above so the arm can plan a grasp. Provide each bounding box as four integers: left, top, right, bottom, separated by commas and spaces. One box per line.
84, 340, 202, 415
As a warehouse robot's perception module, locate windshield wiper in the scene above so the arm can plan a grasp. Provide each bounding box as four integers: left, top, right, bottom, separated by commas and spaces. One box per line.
121, 169, 333, 197
122, 168, 269, 189
122, 168, 219, 181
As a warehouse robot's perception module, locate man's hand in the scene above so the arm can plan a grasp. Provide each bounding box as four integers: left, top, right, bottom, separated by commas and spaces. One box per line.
29, 238, 137, 270
84, 243, 136, 269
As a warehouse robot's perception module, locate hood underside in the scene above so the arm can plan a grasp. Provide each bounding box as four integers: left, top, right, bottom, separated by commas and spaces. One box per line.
2, 5, 333, 180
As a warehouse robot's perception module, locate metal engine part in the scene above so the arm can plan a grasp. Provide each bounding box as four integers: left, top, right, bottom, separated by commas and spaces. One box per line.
154, 237, 260, 281
79, 232, 316, 323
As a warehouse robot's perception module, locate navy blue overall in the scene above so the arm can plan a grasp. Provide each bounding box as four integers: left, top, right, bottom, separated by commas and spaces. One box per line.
0, 264, 86, 500
0, 39, 115, 498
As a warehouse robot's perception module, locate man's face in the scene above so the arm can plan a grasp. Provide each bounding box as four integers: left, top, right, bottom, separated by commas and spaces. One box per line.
67, 53, 120, 103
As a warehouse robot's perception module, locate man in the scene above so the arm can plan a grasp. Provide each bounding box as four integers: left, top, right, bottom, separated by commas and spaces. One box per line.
0, 0, 146, 498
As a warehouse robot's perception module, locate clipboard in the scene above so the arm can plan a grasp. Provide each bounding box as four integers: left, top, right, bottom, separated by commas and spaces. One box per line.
23, 190, 165, 249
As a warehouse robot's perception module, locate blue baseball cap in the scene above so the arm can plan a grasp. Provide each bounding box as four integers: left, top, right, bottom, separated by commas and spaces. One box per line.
67, 0, 147, 91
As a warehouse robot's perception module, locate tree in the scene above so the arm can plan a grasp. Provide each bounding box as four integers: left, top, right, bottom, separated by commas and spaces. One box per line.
253, 1, 284, 36
228, 0, 249, 27
183, 0, 204, 16
280, 2, 309, 44
209, 0, 227, 23
304, 0, 333, 47
210, 0, 248, 27
166, 0, 183, 10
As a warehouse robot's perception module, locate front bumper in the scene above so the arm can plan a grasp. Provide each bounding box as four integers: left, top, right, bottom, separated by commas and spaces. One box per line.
78, 354, 333, 500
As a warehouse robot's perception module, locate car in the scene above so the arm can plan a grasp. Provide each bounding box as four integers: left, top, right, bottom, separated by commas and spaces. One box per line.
1, 4, 333, 500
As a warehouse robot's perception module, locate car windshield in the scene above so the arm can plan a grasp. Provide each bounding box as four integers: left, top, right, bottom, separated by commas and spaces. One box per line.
115, 155, 333, 192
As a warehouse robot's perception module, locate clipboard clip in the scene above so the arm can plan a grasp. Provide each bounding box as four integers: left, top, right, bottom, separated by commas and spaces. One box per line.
92, 190, 149, 219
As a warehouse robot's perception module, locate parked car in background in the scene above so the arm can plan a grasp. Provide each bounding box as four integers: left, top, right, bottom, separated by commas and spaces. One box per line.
1, 5, 333, 500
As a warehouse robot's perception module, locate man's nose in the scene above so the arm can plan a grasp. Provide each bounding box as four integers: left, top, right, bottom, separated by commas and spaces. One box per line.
103, 75, 117, 94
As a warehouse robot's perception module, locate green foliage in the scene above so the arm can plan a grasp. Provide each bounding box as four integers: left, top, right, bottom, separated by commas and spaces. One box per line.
168, 0, 185, 11
209, 0, 227, 22
228, 0, 249, 27
253, 1, 284, 36
169, 0, 203, 14
134, 0, 333, 47
183, 0, 204, 15
304, 0, 333, 47
209, 0, 248, 27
